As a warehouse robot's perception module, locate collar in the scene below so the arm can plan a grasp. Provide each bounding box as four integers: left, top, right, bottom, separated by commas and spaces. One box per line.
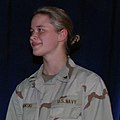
29, 58, 76, 84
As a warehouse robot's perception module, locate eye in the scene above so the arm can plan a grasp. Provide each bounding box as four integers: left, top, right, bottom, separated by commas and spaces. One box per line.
38, 28, 45, 33
30, 29, 34, 34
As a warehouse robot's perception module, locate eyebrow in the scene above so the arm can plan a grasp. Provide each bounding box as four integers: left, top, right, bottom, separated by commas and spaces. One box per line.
30, 25, 45, 29
36, 25, 45, 28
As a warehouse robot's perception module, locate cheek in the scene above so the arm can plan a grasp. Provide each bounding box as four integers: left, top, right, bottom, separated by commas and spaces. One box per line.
43, 34, 58, 46
44, 40, 58, 49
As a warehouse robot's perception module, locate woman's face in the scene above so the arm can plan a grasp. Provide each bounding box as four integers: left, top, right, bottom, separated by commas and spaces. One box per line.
30, 14, 60, 57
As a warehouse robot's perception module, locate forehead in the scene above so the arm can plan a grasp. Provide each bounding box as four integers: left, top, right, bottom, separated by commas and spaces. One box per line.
31, 14, 51, 26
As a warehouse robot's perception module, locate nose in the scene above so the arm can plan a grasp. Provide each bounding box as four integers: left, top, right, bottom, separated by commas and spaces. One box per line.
30, 31, 38, 42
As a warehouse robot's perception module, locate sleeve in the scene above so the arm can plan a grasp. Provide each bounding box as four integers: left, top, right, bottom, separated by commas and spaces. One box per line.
83, 73, 113, 120
6, 90, 23, 120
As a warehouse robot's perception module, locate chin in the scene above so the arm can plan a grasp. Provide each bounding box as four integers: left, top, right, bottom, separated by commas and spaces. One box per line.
33, 51, 42, 57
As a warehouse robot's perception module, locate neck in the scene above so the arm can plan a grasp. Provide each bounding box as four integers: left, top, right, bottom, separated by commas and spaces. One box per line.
43, 54, 68, 75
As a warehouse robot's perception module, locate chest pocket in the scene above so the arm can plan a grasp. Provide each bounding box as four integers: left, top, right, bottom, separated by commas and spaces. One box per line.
22, 103, 37, 120
49, 95, 82, 119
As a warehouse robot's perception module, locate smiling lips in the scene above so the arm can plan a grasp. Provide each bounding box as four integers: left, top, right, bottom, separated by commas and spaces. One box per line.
31, 42, 42, 49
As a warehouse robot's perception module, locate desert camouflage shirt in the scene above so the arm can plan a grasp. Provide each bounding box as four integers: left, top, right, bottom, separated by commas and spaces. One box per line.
6, 58, 113, 120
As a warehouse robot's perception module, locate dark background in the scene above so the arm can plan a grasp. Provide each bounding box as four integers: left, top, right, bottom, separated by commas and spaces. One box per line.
0, 0, 120, 120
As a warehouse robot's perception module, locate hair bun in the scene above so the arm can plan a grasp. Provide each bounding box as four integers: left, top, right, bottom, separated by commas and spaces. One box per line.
71, 35, 80, 45
68, 34, 80, 54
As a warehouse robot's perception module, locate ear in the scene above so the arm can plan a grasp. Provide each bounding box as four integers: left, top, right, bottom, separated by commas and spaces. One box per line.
58, 29, 68, 42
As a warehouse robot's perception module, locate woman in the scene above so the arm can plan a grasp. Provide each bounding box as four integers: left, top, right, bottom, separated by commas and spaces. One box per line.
6, 6, 113, 120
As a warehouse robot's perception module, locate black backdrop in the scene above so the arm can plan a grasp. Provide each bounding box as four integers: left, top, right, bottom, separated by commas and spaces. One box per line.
0, 0, 120, 120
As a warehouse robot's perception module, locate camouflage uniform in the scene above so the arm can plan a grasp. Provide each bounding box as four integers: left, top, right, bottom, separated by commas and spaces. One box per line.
6, 58, 113, 120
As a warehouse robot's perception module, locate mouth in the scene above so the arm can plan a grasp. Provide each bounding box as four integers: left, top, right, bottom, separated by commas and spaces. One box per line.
31, 42, 42, 49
